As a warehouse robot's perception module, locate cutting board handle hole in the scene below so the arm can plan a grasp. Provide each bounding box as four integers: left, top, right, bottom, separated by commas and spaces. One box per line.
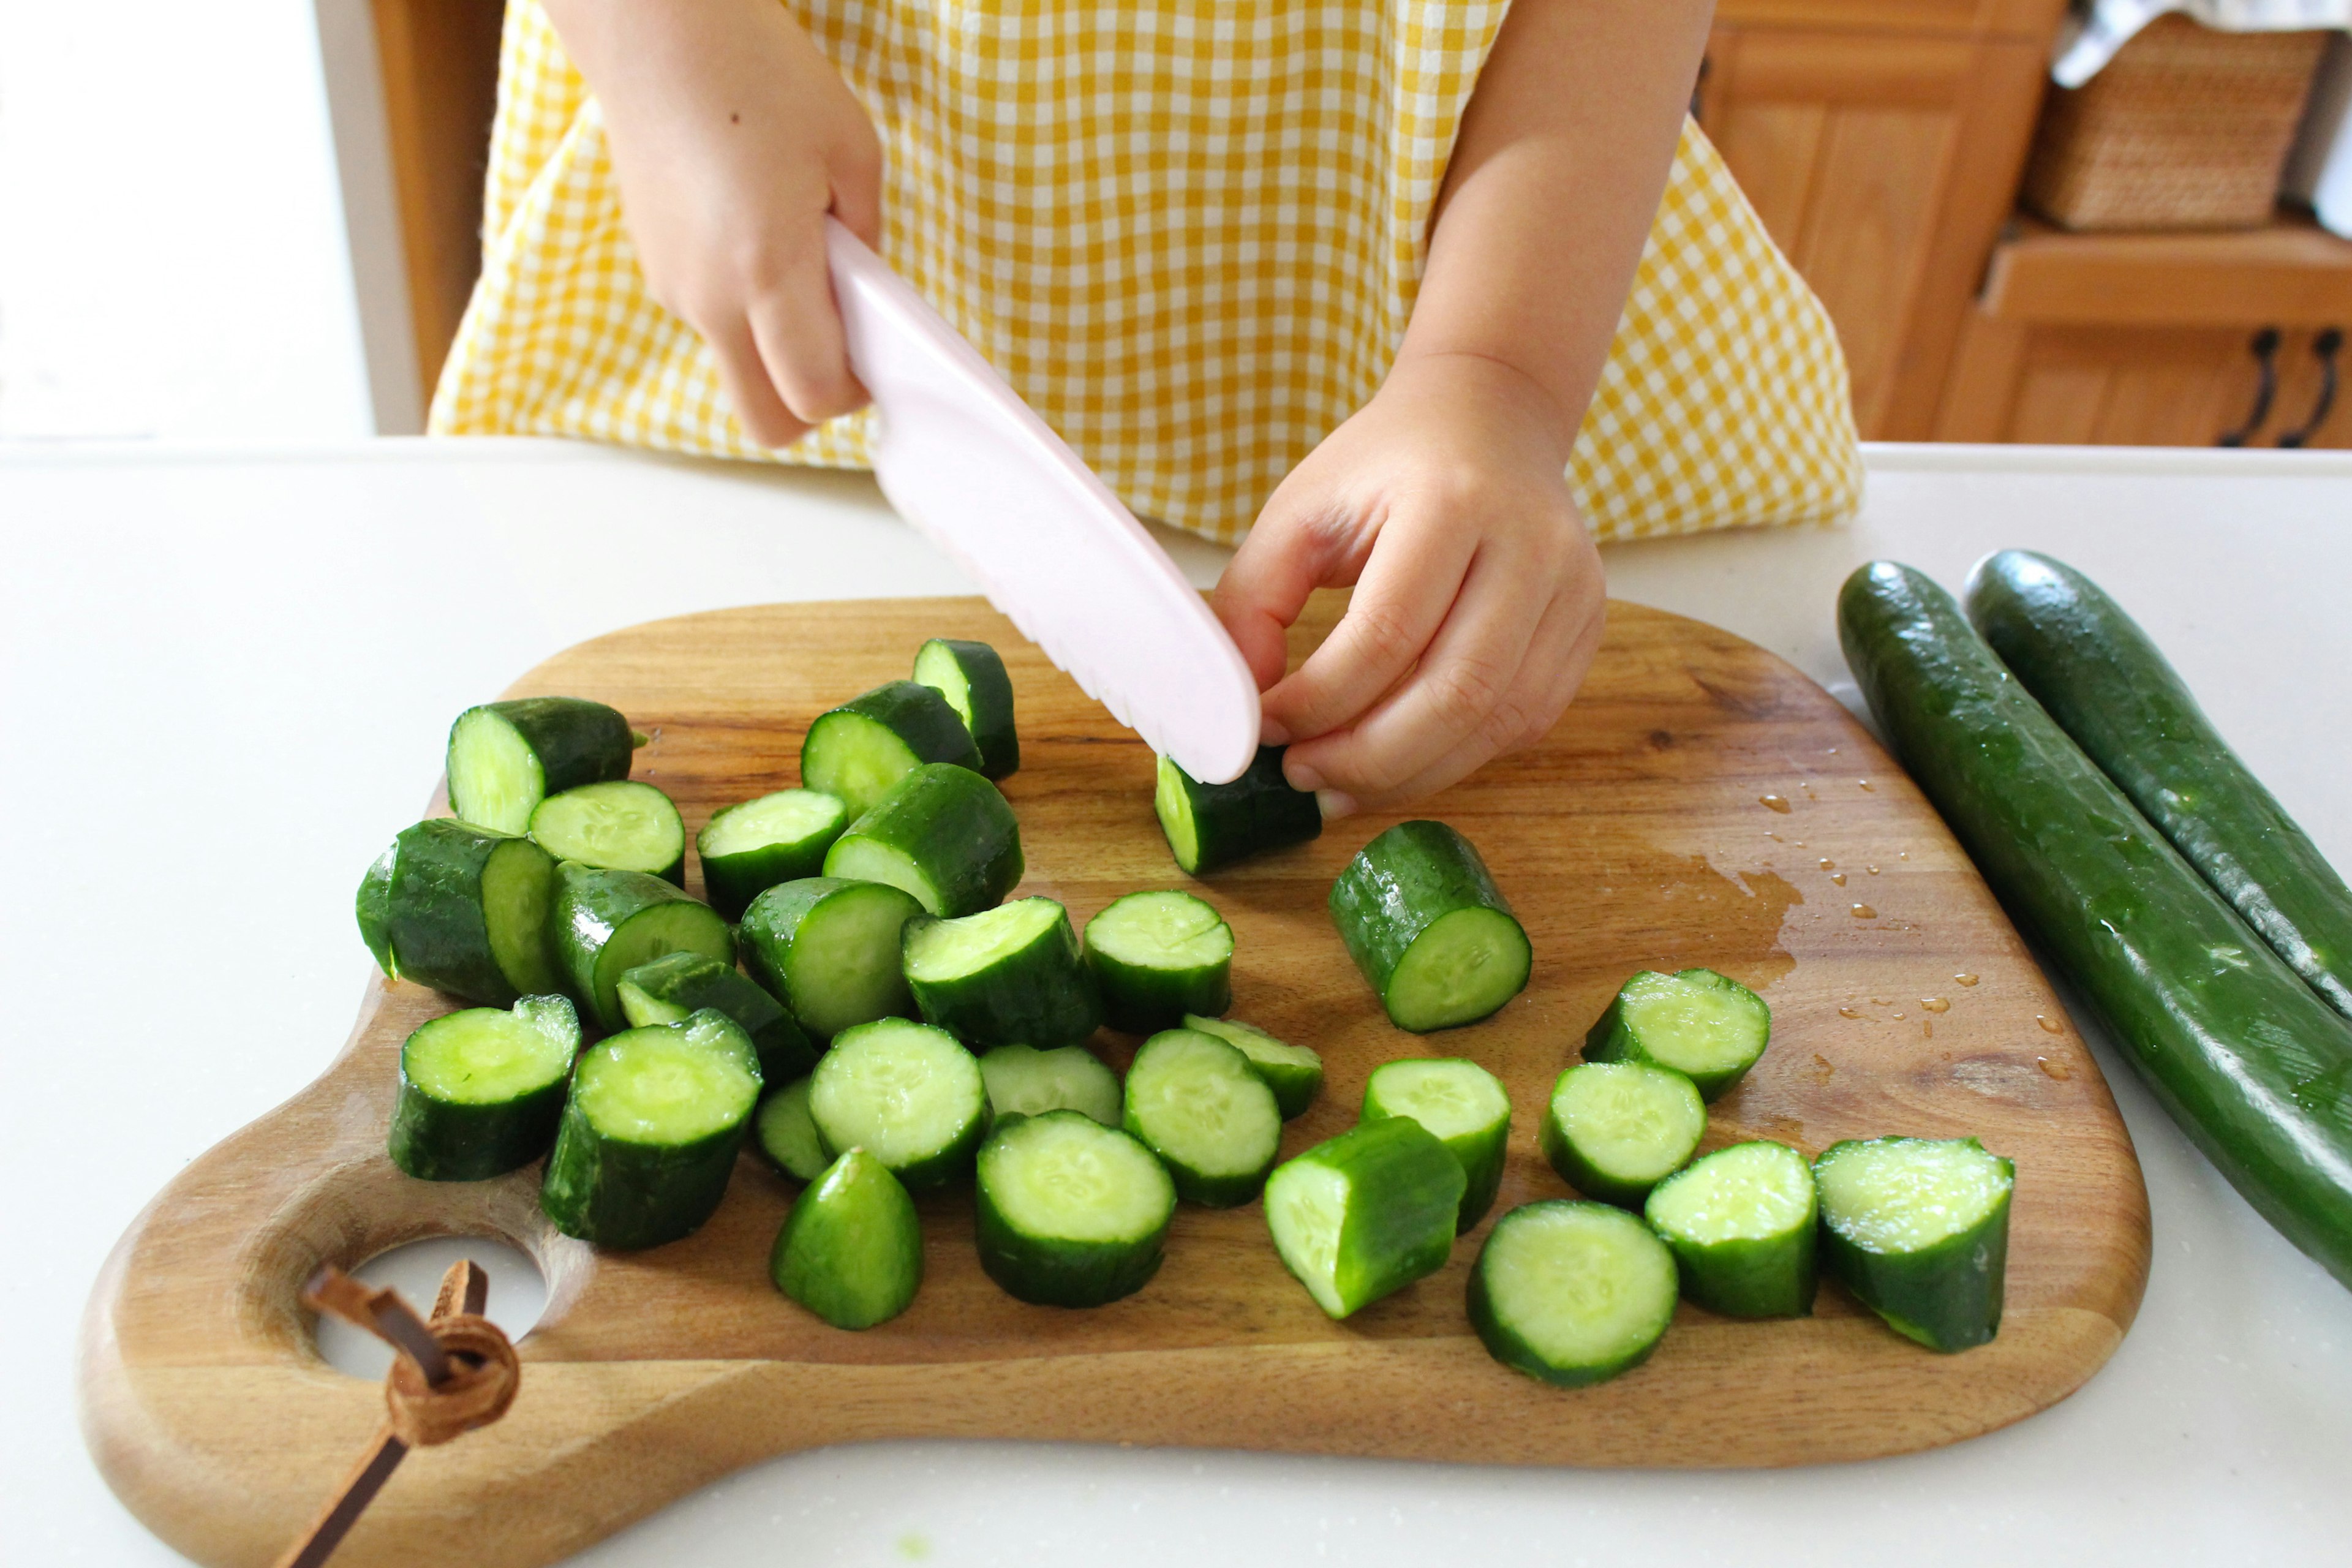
312, 1235, 548, 1380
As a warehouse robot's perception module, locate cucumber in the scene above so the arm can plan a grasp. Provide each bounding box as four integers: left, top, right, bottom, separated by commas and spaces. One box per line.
823, 763, 1023, 918
1362, 1057, 1512, 1233
808, 1018, 989, 1191
538, 1009, 762, 1250
1121, 1028, 1281, 1206
1814, 1136, 2013, 1352
976, 1044, 1122, 1128
739, 877, 922, 1040
1841, 560, 2352, 1289
1539, 1061, 1705, 1208
1153, 746, 1321, 875
902, 897, 1100, 1047
388, 994, 580, 1181
448, 696, 635, 835
800, 680, 983, 818
976, 1110, 1175, 1306
358, 818, 561, 1006
1643, 1140, 1817, 1318
1084, 890, 1234, 1033
547, 861, 735, 1033
1182, 1014, 1322, 1119
913, 637, 1020, 780
753, 1076, 828, 1182
1967, 549, 2352, 1022
617, 950, 816, 1084
528, 780, 687, 885
696, 788, 849, 921
1468, 1200, 1678, 1387
1264, 1116, 1466, 1319
1329, 821, 1531, 1032
770, 1147, 924, 1329
1583, 968, 1771, 1102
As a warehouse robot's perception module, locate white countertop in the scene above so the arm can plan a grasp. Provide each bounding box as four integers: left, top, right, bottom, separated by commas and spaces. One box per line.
6, 439, 2351, 1565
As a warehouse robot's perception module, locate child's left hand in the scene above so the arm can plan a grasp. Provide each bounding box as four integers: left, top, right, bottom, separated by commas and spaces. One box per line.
1212, 352, 1606, 818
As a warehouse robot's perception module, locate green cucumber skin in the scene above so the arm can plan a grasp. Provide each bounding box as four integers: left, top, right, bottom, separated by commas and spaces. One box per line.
738, 877, 921, 1039
1582, 970, 1769, 1103
1538, 1106, 1692, 1210
364, 819, 556, 1006
1183, 1015, 1322, 1120
802, 681, 984, 791
619, 952, 816, 1083
1467, 1200, 1672, 1387
1270, 1117, 1466, 1318
548, 862, 734, 1032
449, 697, 635, 822
916, 638, 1020, 780
698, 804, 847, 922
1329, 821, 1529, 1029
538, 1102, 749, 1251
1360, 1076, 1509, 1235
1161, 746, 1322, 875
1816, 1141, 2010, 1351
1967, 550, 2352, 1023
1644, 1150, 1818, 1319
1841, 560, 2352, 1289
827, 763, 1023, 918
1087, 946, 1232, 1036
387, 1006, 575, 1182
975, 1113, 1172, 1307
770, 1148, 924, 1329
903, 908, 1102, 1049
356, 843, 397, 973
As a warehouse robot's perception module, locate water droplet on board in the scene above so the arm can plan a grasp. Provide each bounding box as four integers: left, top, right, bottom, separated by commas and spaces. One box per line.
1760, 794, 1792, 813
1923, 1020, 1934, 1038
2037, 1014, 2065, 1034
1955, 973, 1979, 986
1852, 904, 1877, 919
1830, 872, 1847, 886
1828, 747, 1840, 756
1811, 1053, 1835, 1082
1838, 1006, 1863, 1019
1866, 864, 1880, 875
1921, 997, 1951, 1013
1872, 997, 1890, 1006
2038, 1056, 2071, 1080
1819, 858, 1835, 871
1858, 779, 1875, 791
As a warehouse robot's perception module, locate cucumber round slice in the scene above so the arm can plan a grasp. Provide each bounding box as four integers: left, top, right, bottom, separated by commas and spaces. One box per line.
1644, 1139, 1818, 1318
1182, 1014, 1322, 1120
823, 763, 1022, 918
1121, 1028, 1280, 1207
696, 788, 850, 920
390, 994, 580, 1182
809, 1019, 989, 1191
914, 638, 1020, 780
448, 696, 635, 835
1084, 890, 1234, 1034
361, 818, 561, 1005
1814, 1136, 2013, 1352
1329, 821, 1530, 1032
617, 950, 816, 1085
1264, 1116, 1465, 1319
753, 1076, 828, 1182
1539, 1061, 1705, 1207
801, 680, 983, 819
771, 1147, 924, 1329
903, 897, 1100, 1048
527, 780, 687, 885
1584, 968, 1771, 1102
1153, 747, 1321, 876
1362, 1057, 1512, 1234
977, 1110, 1175, 1306
978, 1044, 1121, 1129
1469, 1200, 1678, 1387
739, 877, 922, 1040
548, 862, 735, 1033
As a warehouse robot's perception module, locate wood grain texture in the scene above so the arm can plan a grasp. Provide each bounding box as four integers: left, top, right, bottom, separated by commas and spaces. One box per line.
80, 595, 2150, 1568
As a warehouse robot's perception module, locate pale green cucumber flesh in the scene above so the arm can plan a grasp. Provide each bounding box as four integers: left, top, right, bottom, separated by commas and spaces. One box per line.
801, 712, 922, 821
754, 1077, 829, 1182
480, 838, 561, 997
1586, 968, 1770, 1099
1264, 1116, 1465, 1318
780, 883, 921, 1038
1121, 1029, 1280, 1205
824, 834, 944, 914
1470, 1200, 1678, 1385
978, 1044, 1121, 1126
903, 898, 1063, 979
809, 1019, 987, 1188
448, 707, 545, 835
571, 1013, 762, 1145
1182, 1014, 1322, 1119
1384, 907, 1531, 1032
699, 789, 846, 859
1154, 755, 1203, 873
404, 999, 577, 1104
1542, 1061, 1705, 1203
529, 780, 685, 879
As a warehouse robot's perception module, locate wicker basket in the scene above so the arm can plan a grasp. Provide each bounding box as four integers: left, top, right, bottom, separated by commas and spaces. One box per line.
2024, 13, 2331, 231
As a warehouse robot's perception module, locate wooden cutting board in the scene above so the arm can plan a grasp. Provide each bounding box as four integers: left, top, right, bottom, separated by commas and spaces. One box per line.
80, 594, 2150, 1568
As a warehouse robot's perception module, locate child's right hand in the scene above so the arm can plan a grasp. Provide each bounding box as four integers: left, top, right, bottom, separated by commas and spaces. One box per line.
545, 0, 882, 447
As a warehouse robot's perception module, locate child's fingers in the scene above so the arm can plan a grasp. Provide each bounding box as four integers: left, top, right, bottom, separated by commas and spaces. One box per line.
706, 314, 810, 449
749, 249, 870, 426
1212, 502, 1353, 694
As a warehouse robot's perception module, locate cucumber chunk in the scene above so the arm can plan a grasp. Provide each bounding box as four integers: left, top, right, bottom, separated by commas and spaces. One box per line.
1182, 1014, 1322, 1120
1362, 1057, 1512, 1233
447, 696, 635, 835
390, 994, 580, 1181
977, 1110, 1175, 1306
1644, 1140, 1817, 1318
976, 1044, 1121, 1128
1122, 1028, 1281, 1207
739, 877, 922, 1041
528, 780, 687, 885
548, 862, 734, 1033
771, 1147, 924, 1329
1329, 821, 1530, 1032
1584, 968, 1771, 1102
1264, 1117, 1466, 1319
903, 897, 1100, 1047
359, 818, 561, 1006
801, 680, 983, 819
913, 637, 1020, 780
696, 788, 849, 921
1539, 1061, 1705, 1207
539, 1009, 762, 1250
809, 1019, 989, 1191
617, 950, 816, 1084
823, 763, 1023, 918
1469, 1200, 1678, 1387
1084, 890, 1234, 1034
1814, 1136, 2013, 1352
1153, 747, 1321, 876
753, 1076, 828, 1182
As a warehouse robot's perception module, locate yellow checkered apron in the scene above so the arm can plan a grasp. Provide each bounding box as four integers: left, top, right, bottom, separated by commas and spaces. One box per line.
433, 0, 1861, 544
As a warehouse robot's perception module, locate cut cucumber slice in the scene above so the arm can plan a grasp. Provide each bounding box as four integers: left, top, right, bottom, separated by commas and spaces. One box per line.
771, 1147, 924, 1329
977, 1110, 1176, 1306
1264, 1116, 1466, 1319
976, 1044, 1121, 1128
617, 949, 816, 1085
1329, 821, 1530, 1032
1644, 1140, 1817, 1318
539, 1009, 762, 1250
903, 897, 1100, 1048
390, 993, 580, 1182
1182, 1014, 1322, 1120
1362, 1057, 1512, 1234
1469, 1200, 1678, 1387
914, 637, 1020, 780
1539, 1061, 1705, 1207
1584, 968, 1771, 1102
801, 680, 983, 819
1121, 1028, 1281, 1207
696, 788, 849, 920
739, 877, 922, 1041
1814, 1136, 2013, 1352
1153, 747, 1321, 876
1084, 890, 1234, 1034
809, 1019, 989, 1191
823, 763, 1022, 918
548, 862, 734, 1033
753, 1076, 828, 1182
447, 696, 635, 835
359, 818, 561, 1005
527, 779, 687, 885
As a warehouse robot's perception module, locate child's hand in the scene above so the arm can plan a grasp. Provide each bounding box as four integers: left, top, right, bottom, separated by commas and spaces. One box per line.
1212, 353, 1605, 817
547, 0, 882, 447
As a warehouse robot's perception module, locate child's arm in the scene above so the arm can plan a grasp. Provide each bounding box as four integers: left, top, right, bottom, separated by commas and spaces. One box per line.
541, 0, 880, 447
1214, 0, 1714, 815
